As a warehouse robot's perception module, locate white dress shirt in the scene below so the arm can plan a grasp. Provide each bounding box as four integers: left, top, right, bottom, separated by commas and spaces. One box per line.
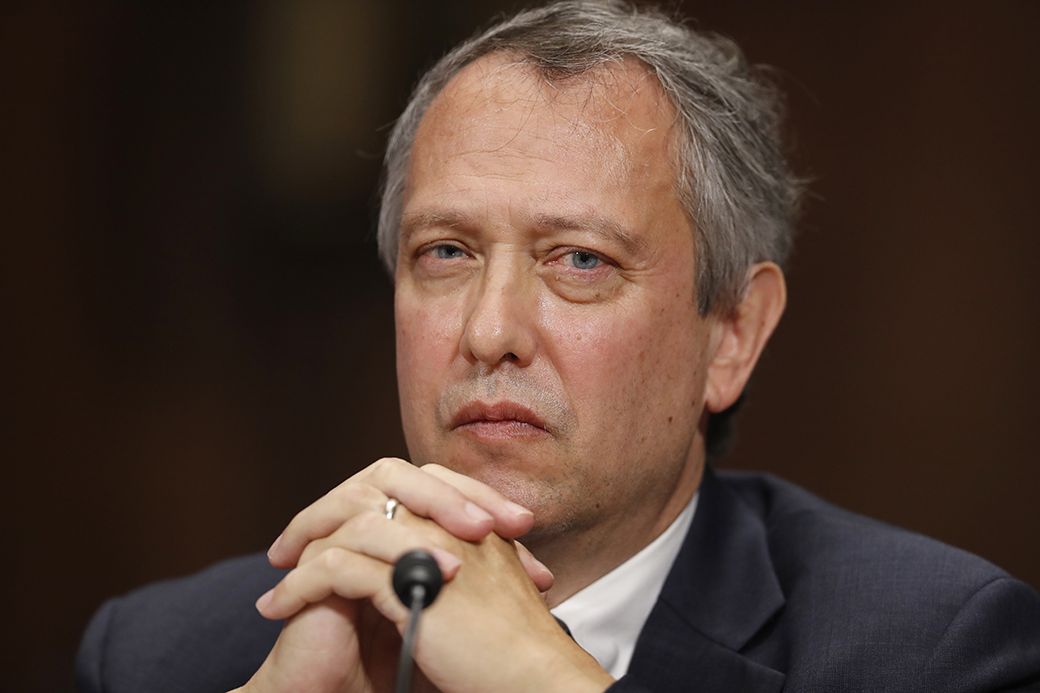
550, 493, 699, 679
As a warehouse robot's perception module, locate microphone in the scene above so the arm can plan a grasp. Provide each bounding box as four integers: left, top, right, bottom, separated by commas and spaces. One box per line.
393, 550, 443, 607
393, 550, 443, 693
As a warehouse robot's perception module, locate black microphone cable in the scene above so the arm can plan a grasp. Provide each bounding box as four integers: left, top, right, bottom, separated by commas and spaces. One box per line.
392, 550, 443, 693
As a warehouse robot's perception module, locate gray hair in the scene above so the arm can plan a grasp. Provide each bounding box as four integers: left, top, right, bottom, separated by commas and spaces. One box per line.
377, 0, 801, 315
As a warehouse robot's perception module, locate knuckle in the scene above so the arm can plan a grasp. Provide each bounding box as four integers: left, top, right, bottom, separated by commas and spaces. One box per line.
371, 457, 400, 477
370, 457, 415, 485
335, 483, 380, 514
346, 509, 384, 534
319, 546, 351, 574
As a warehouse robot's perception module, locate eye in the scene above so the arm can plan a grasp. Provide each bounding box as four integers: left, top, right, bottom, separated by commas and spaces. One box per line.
431, 244, 466, 260
565, 251, 601, 270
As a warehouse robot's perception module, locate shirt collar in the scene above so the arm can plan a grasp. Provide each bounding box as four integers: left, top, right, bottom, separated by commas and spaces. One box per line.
550, 492, 699, 678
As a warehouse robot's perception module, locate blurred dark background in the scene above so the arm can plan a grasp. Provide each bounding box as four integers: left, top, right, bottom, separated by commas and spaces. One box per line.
3, 1, 1039, 690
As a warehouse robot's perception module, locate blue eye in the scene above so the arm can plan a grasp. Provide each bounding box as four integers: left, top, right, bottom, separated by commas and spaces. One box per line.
432, 245, 465, 260
569, 251, 600, 270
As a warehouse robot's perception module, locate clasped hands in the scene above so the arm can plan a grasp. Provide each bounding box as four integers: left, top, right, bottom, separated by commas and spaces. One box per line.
235, 458, 614, 693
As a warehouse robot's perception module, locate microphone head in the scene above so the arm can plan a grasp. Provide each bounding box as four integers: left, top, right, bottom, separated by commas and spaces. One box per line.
392, 550, 443, 608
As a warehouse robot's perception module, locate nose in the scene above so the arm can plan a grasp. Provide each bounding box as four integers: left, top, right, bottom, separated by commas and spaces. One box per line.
460, 259, 537, 368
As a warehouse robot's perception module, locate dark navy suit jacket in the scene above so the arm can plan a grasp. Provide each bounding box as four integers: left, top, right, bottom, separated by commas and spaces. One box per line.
77, 470, 1040, 692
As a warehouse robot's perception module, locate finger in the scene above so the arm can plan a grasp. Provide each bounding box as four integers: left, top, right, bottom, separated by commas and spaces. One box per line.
298, 509, 462, 581
420, 464, 535, 538
270, 457, 496, 568
268, 470, 389, 569
515, 540, 554, 593
364, 459, 503, 541
257, 547, 409, 624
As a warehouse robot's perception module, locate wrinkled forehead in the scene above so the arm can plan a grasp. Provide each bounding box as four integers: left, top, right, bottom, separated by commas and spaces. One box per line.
444, 51, 673, 121
412, 51, 681, 183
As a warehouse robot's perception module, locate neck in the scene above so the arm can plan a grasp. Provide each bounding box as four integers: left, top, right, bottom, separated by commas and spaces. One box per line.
534, 461, 703, 608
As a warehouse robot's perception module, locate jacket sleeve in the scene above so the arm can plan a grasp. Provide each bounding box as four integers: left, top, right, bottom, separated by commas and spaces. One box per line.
72, 555, 285, 693
76, 598, 119, 693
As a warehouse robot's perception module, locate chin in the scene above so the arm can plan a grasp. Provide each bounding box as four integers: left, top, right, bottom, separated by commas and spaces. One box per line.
474, 463, 596, 538
445, 456, 545, 506
435, 434, 557, 474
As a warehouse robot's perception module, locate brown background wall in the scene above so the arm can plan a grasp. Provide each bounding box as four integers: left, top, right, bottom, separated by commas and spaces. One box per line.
3, 1, 1038, 690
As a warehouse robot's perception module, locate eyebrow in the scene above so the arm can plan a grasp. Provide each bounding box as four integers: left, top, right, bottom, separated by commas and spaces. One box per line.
531, 212, 647, 255
399, 211, 472, 245
401, 209, 647, 255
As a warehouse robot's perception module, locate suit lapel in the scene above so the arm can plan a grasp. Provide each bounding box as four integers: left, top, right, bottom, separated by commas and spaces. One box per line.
624, 468, 786, 693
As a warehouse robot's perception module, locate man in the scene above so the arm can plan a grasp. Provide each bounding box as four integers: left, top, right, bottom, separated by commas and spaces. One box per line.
78, 2, 1040, 692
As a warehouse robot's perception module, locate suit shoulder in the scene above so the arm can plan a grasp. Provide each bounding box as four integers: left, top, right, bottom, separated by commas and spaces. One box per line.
716, 470, 1013, 587
715, 471, 1040, 690
77, 553, 285, 693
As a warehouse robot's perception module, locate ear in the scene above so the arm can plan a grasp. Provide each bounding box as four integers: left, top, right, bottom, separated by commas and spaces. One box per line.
704, 262, 786, 413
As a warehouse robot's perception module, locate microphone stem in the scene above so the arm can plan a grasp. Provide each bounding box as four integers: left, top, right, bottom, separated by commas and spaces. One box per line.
395, 584, 427, 693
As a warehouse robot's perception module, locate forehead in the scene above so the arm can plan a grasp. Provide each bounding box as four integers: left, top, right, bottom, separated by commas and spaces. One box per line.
407, 52, 681, 193
435, 52, 674, 127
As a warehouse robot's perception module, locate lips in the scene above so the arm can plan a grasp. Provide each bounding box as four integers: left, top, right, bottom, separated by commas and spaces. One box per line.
450, 401, 549, 437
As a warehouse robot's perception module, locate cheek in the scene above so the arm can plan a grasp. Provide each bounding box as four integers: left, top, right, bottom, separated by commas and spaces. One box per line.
547, 301, 705, 433
395, 294, 463, 411
546, 309, 644, 407
397, 289, 462, 352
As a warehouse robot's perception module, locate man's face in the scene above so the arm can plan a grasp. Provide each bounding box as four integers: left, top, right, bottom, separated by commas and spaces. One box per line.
394, 55, 720, 550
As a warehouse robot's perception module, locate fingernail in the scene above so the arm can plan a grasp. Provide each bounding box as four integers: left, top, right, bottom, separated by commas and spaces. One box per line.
267, 533, 282, 560
430, 547, 461, 574
255, 588, 274, 613
464, 501, 493, 523
505, 501, 533, 518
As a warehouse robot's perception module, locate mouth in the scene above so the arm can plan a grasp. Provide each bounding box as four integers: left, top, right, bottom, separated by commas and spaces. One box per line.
450, 401, 550, 439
